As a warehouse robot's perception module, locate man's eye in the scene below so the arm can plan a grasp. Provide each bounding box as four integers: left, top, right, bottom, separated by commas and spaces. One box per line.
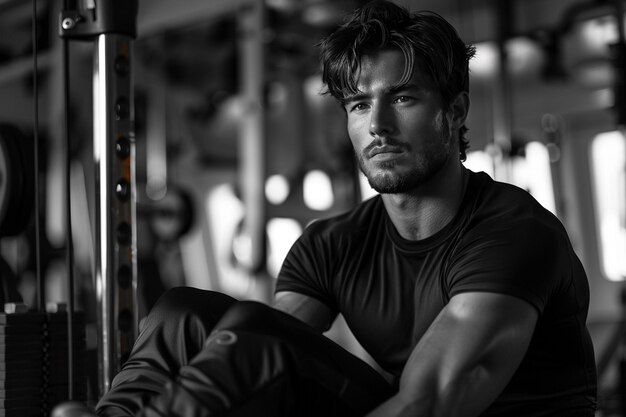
394, 96, 412, 103
351, 103, 368, 112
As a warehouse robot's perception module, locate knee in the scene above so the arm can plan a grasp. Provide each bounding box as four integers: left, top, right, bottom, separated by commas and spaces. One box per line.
128, 288, 239, 368
151, 287, 236, 318
142, 287, 237, 335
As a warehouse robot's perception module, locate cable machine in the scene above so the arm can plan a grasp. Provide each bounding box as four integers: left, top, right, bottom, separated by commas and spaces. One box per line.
57, 0, 267, 399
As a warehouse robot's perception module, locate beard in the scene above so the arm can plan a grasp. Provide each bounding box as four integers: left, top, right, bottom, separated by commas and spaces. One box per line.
358, 111, 454, 194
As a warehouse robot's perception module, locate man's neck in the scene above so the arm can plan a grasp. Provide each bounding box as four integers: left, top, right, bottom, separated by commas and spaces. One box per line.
381, 161, 468, 241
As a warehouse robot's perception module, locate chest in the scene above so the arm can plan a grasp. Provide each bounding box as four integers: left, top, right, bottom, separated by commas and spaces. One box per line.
333, 245, 451, 374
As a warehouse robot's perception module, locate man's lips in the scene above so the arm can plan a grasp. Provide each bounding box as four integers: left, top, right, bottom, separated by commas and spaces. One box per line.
367, 145, 405, 159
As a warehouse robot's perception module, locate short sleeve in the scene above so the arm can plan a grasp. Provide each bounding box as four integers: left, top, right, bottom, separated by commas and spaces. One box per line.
274, 220, 339, 313
447, 218, 564, 313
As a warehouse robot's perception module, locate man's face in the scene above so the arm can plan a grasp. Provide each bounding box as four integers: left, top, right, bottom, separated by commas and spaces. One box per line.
344, 49, 455, 194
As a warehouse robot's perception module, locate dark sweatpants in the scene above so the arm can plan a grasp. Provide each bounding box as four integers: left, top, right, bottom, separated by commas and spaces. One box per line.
96, 287, 394, 417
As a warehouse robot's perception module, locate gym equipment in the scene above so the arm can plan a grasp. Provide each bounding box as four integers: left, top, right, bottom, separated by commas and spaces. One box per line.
0, 306, 87, 416
60, 0, 140, 395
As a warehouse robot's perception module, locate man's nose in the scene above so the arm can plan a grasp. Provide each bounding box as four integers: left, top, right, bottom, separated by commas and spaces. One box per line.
369, 104, 393, 137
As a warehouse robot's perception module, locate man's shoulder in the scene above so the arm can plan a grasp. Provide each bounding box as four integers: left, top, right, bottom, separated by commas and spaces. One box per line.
468, 171, 556, 220
469, 170, 535, 204
465, 170, 568, 240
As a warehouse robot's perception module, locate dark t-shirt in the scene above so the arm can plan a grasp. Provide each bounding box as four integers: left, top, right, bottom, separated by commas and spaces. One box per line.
275, 170, 597, 415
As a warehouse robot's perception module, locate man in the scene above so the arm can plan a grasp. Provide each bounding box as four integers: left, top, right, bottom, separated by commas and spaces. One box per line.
96, 1, 597, 416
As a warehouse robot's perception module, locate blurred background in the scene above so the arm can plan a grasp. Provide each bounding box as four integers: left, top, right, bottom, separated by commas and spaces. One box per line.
0, 0, 625, 414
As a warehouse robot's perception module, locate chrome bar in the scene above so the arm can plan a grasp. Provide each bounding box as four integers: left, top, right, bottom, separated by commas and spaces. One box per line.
93, 33, 138, 395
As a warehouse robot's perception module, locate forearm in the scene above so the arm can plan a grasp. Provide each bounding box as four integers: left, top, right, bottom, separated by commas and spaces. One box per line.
365, 365, 493, 417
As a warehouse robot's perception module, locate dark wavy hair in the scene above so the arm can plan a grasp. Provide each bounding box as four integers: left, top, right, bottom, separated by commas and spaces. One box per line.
318, 0, 476, 161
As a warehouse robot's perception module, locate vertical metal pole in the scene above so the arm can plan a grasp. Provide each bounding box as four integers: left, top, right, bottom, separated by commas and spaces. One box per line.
492, 0, 513, 182
93, 33, 138, 395
238, 0, 267, 281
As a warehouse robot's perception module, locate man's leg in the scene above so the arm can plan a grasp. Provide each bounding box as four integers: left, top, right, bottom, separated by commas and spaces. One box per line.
137, 300, 394, 417
96, 287, 237, 417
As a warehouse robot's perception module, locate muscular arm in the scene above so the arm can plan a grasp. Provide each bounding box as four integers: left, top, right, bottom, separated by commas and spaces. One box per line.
367, 292, 539, 417
273, 291, 336, 333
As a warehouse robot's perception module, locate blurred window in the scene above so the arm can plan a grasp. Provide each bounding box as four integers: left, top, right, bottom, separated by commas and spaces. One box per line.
590, 130, 626, 282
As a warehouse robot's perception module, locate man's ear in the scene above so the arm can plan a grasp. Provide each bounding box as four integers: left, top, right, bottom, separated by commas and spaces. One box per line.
450, 91, 470, 129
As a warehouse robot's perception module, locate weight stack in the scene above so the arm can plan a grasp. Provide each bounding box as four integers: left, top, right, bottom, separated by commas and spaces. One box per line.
0, 305, 87, 417
0, 309, 46, 417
